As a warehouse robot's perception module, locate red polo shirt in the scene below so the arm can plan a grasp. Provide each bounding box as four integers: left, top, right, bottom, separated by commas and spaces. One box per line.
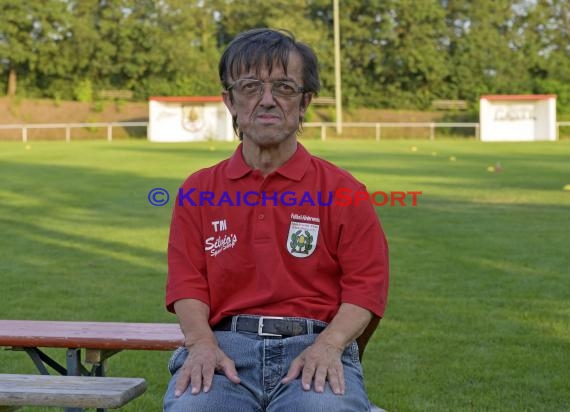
166, 143, 389, 326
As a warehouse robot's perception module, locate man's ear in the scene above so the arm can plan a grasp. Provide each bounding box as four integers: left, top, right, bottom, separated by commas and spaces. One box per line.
299, 92, 313, 117
222, 90, 237, 117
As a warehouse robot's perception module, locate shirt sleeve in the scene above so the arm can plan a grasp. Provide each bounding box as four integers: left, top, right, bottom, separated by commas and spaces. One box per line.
335, 184, 389, 318
165, 179, 210, 313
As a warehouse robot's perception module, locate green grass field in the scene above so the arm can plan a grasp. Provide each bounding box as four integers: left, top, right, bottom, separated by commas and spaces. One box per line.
1, 138, 569, 411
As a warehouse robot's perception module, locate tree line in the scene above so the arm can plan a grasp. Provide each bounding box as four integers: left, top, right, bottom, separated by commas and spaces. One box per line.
1, 0, 569, 111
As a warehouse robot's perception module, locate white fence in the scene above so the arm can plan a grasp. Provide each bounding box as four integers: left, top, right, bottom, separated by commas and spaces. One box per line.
1, 121, 569, 142
0, 122, 148, 142
304, 122, 480, 141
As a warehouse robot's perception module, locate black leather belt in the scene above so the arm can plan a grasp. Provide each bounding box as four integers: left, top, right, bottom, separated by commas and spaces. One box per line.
214, 316, 326, 338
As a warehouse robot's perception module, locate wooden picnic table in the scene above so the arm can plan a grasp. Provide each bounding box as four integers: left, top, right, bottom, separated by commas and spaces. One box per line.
0, 320, 184, 376
0, 320, 184, 411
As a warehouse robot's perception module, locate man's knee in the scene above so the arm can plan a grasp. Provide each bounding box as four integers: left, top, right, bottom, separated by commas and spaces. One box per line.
269, 384, 369, 412
164, 391, 215, 412
164, 374, 259, 412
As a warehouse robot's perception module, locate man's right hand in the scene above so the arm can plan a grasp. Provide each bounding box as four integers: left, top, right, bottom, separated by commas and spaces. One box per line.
175, 336, 241, 396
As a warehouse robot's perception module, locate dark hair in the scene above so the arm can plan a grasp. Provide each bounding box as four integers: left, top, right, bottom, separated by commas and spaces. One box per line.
219, 28, 320, 139
219, 28, 320, 93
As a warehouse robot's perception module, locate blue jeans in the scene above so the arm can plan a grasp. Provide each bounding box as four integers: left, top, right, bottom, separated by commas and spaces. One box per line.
164, 320, 370, 411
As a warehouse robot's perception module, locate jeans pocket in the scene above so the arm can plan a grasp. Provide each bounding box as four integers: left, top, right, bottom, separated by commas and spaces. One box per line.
167, 346, 188, 375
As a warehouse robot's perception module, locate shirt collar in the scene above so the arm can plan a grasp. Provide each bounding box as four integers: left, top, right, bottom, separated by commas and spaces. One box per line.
226, 143, 251, 180
226, 142, 311, 182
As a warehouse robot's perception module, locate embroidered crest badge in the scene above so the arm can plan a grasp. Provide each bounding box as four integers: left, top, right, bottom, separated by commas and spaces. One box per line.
287, 221, 319, 258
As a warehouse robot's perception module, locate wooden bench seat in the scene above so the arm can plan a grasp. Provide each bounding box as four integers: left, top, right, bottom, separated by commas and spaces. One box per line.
432, 99, 468, 110
98, 90, 133, 100
0, 374, 146, 409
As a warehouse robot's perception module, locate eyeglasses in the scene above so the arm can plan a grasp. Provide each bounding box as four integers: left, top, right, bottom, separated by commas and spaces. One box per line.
227, 79, 304, 98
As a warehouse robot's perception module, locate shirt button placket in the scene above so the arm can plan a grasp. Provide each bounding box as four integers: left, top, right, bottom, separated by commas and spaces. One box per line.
255, 180, 272, 240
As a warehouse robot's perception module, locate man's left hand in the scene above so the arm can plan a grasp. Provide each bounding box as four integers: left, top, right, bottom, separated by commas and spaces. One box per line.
281, 338, 345, 395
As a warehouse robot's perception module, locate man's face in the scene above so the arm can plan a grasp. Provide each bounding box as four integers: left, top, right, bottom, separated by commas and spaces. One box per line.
222, 51, 311, 147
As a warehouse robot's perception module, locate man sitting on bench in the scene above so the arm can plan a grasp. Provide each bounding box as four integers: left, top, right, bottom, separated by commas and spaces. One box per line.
164, 28, 389, 412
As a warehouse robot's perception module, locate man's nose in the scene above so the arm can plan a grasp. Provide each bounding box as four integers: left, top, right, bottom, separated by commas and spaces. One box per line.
259, 83, 276, 105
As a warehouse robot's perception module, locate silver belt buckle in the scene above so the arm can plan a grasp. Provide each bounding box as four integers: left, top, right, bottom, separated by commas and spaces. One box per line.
257, 316, 284, 337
